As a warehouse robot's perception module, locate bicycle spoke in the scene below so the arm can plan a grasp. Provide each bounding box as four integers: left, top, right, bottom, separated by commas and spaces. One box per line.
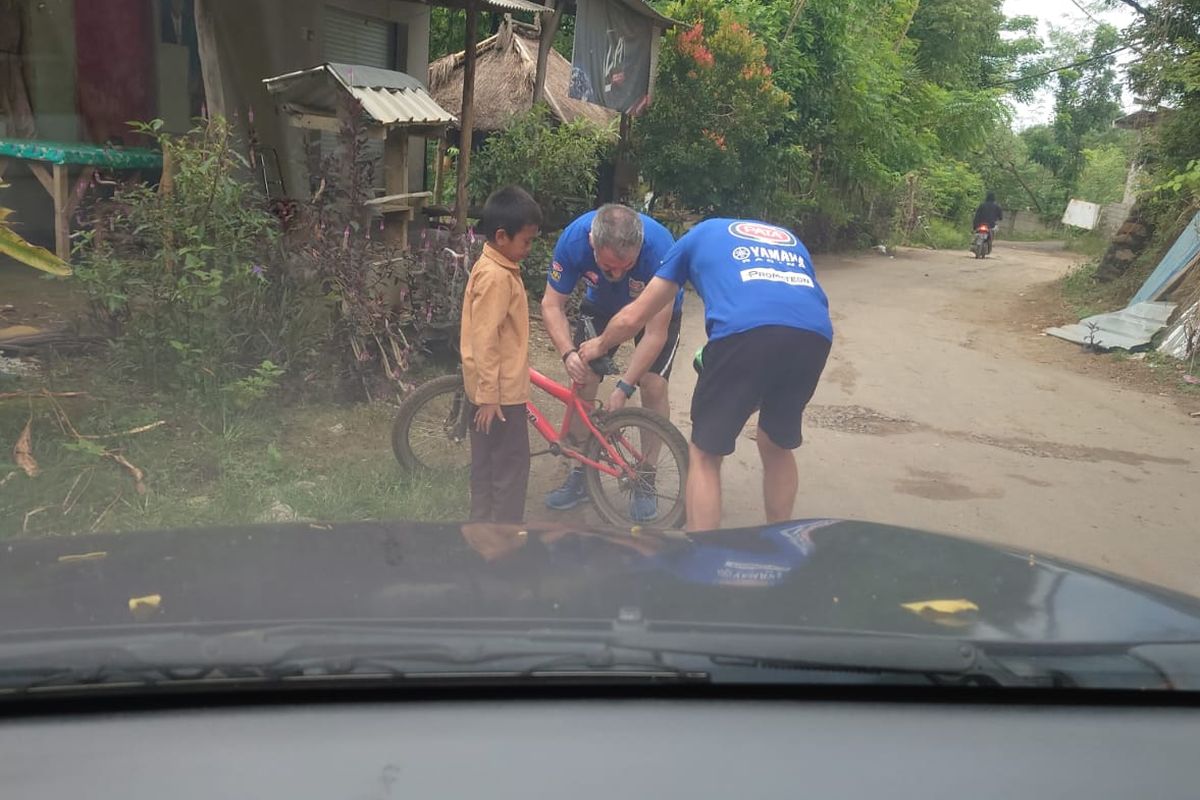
588, 414, 685, 526
405, 397, 470, 469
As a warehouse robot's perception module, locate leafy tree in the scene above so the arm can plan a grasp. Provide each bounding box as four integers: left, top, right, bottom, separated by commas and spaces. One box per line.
1048, 24, 1125, 193
1117, 0, 1200, 106
636, 0, 790, 215
976, 127, 1061, 217
627, 0, 1059, 245
1021, 123, 1068, 178
909, 0, 1042, 91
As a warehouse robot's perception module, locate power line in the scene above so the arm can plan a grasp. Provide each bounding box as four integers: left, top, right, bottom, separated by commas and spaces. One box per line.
985, 44, 1133, 88
1067, 0, 1101, 26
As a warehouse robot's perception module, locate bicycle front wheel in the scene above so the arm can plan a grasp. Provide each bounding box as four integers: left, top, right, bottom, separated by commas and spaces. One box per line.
392, 374, 472, 472
583, 408, 689, 529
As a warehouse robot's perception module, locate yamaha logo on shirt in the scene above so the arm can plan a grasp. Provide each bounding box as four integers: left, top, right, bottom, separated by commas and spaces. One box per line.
728, 221, 798, 247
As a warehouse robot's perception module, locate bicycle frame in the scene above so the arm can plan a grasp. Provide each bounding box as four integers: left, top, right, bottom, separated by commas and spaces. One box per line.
526, 367, 642, 480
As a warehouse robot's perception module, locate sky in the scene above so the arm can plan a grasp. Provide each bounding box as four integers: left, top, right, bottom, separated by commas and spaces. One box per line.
1002, 0, 1137, 128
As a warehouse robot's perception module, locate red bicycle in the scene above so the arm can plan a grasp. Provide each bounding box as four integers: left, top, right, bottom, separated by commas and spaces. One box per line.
391, 361, 689, 528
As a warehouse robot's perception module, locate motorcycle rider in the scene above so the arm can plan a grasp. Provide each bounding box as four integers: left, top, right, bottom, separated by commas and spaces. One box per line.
972, 192, 1003, 246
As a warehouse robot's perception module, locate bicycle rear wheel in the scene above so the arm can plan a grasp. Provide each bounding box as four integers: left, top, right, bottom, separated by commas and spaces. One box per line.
583, 408, 689, 529
392, 374, 472, 472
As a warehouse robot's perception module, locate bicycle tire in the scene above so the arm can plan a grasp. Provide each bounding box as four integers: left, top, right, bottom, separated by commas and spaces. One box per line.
583, 407, 689, 529
392, 374, 471, 472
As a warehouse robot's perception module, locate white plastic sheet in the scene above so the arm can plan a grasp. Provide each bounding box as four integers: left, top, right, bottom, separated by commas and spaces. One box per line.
1062, 199, 1102, 230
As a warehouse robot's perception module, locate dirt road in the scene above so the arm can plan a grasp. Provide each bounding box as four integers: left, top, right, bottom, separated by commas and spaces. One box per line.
537, 241, 1200, 595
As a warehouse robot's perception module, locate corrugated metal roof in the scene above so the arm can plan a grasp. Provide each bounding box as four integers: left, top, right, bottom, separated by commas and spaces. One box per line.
480, 0, 554, 13
1046, 301, 1178, 351
612, 0, 677, 28
263, 63, 455, 128
328, 63, 428, 92
350, 83, 455, 126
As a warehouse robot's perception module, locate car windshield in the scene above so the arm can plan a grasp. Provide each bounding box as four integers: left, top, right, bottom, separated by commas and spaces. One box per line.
1, 0, 1199, 697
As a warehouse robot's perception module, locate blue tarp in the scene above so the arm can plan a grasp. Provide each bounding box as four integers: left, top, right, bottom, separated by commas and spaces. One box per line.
1130, 210, 1200, 304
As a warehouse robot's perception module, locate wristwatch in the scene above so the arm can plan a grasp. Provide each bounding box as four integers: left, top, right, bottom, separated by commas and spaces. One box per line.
616, 379, 637, 398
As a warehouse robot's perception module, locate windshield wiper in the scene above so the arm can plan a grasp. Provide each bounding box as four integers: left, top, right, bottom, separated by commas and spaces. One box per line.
0, 632, 712, 695
0, 622, 1006, 696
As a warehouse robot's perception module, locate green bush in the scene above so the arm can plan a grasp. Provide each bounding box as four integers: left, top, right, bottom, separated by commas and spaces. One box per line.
924, 217, 971, 250
1077, 142, 1132, 205
470, 104, 616, 226
73, 118, 324, 403
918, 161, 985, 222
522, 234, 556, 302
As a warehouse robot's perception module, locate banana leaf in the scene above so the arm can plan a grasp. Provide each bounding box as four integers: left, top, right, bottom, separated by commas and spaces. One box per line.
0, 207, 72, 276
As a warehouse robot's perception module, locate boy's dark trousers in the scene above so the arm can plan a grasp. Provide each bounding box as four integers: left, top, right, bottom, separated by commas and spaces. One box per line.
468, 403, 530, 523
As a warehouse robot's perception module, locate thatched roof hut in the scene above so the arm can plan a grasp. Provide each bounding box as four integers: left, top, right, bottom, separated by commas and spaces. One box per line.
428, 21, 618, 133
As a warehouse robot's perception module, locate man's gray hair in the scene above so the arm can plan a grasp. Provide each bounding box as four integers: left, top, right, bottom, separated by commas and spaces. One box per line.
590, 204, 644, 256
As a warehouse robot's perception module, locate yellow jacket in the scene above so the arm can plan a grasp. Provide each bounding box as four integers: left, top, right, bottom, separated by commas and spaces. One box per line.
460, 244, 530, 406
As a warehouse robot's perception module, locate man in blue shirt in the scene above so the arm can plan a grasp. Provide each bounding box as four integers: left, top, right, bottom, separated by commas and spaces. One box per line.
541, 204, 683, 520
579, 218, 832, 531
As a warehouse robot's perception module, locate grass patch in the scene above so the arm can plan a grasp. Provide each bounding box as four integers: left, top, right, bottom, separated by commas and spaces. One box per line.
1063, 229, 1110, 257
1060, 257, 1158, 319
924, 218, 969, 250
1143, 350, 1200, 393
899, 217, 971, 250
0, 360, 467, 539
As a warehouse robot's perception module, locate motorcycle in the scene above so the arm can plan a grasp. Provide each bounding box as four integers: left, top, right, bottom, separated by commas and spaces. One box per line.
970, 224, 993, 259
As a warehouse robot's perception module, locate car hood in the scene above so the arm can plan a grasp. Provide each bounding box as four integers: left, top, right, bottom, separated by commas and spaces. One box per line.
3, 518, 1200, 644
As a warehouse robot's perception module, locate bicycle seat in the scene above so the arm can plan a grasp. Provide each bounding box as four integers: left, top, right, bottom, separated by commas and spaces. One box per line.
589, 354, 619, 376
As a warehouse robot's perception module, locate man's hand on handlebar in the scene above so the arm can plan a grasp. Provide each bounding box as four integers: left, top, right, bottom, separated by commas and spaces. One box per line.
563, 351, 594, 384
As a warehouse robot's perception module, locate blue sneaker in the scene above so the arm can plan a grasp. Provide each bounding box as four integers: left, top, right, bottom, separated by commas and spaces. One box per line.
630, 489, 658, 523
630, 469, 658, 522
545, 468, 588, 510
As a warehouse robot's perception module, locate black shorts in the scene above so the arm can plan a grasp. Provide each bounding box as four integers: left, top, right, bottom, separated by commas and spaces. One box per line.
691, 326, 831, 456
573, 303, 683, 380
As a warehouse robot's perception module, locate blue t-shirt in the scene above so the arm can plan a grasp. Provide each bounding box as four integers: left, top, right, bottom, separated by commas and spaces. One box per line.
656, 218, 833, 342
548, 210, 683, 315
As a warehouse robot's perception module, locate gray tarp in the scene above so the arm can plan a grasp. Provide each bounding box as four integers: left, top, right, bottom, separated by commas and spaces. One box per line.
569, 0, 654, 114
1046, 301, 1178, 351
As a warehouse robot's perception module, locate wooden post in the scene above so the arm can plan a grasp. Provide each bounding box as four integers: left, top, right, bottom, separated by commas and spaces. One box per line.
52, 164, 70, 261
533, 1, 563, 107
384, 127, 410, 249
433, 137, 448, 206
193, 0, 227, 121
454, 0, 480, 234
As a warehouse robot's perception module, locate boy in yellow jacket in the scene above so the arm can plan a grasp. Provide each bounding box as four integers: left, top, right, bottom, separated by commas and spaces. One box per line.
460, 186, 543, 523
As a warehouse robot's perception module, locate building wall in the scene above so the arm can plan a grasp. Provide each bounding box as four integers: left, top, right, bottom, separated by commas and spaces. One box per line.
997, 210, 1056, 239
210, 0, 431, 199
3, 0, 432, 241
24, 0, 78, 142
3, 0, 78, 240
1100, 202, 1132, 237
